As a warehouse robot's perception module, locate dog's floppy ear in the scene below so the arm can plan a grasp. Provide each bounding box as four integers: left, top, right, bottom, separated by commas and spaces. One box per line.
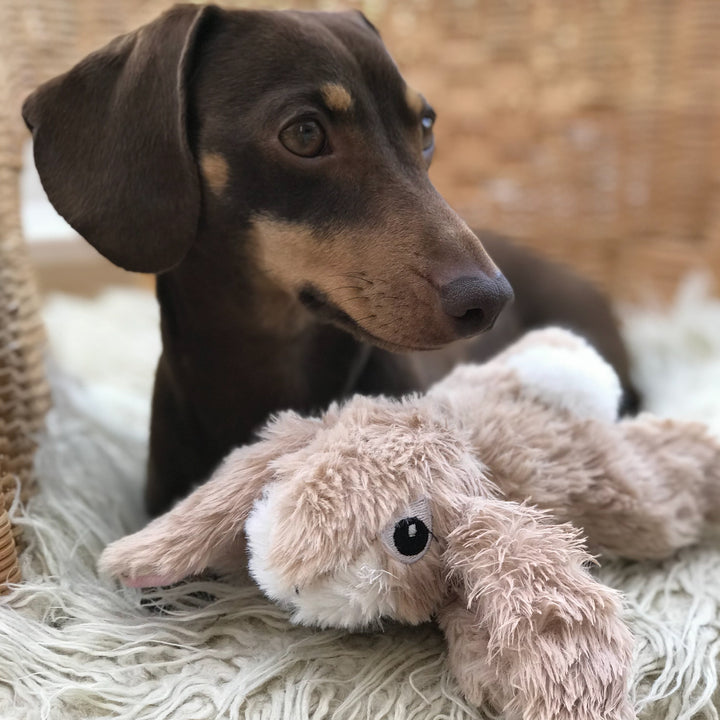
437, 497, 633, 719
22, 4, 220, 273
98, 411, 324, 587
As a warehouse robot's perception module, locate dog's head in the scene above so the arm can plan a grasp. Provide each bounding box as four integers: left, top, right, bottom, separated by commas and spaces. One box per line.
23, 4, 512, 350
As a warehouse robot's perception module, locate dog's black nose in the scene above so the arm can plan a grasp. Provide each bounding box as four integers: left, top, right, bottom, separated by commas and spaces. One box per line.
440, 273, 514, 336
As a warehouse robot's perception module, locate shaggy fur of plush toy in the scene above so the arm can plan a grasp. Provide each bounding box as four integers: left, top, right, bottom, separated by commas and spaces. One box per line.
99, 327, 720, 720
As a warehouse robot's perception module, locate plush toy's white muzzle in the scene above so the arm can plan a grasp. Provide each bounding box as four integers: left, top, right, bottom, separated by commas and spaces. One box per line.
245, 484, 399, 629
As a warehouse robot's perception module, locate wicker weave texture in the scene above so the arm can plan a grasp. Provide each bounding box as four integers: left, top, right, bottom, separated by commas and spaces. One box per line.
0, 1, 60, 592
387, 0, 720, 300
12, 0, 720, 300
134, 0, 720, 299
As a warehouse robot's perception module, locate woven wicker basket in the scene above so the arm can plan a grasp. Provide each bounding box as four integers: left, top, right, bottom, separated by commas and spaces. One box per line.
0, 3, 53, 594
2, 0, 719, 593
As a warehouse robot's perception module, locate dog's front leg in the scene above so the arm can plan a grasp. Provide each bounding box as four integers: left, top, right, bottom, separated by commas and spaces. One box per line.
145, 354, 222, 516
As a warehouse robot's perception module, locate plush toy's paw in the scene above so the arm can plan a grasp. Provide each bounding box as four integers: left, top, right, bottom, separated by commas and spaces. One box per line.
499, 327, 623, 422
98, 530, 188, 588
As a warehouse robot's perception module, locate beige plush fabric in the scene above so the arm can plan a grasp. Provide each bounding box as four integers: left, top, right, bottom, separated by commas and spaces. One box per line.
1, 281, 719, 719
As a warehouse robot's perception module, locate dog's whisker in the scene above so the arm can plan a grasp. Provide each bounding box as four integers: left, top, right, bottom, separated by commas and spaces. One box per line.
375, 321, 397, 332
341, 295, 371, 304
327, 285, 364, 293
337, 273, 374, 286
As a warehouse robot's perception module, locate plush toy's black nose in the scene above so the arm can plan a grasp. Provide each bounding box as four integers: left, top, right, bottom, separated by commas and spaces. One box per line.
440, 273, 514, 336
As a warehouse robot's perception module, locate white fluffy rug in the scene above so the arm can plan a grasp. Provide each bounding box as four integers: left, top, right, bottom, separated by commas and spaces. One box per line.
2, 278, 720, 720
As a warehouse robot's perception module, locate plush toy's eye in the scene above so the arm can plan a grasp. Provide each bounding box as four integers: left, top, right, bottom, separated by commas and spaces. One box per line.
393, 517, 430, 556
381, 497, 433, 565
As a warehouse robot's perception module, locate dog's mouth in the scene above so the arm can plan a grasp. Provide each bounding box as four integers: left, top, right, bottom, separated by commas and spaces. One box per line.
298, 284, 445, 353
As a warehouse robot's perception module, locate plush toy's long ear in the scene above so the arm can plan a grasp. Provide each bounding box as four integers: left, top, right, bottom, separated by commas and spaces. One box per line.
22, 4, 220, 273
98, 411, 323, 587
437, 497, 634, 720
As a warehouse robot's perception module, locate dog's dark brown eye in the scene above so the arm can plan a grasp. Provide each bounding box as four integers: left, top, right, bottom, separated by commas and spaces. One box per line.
421, 112, 435, 153
279, 120, 327, 158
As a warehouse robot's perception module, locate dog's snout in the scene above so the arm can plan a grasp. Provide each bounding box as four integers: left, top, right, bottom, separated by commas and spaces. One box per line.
440, 273, 514, 336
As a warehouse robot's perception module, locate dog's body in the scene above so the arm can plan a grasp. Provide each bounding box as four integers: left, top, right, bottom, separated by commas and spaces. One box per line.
24, 4, 637, 515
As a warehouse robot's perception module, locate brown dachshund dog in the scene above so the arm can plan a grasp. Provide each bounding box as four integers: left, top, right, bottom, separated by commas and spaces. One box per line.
23, 4, 637, 515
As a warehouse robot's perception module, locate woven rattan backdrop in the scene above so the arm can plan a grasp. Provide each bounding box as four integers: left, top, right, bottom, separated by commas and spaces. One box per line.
1, 0, 720, 591
13, 0, 720, 298
0, 2, 53, 593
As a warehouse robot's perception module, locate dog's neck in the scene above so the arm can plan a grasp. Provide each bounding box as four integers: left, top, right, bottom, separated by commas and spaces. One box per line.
159, 246, 310, 346
155, 233, 371, 422
145, 224, 422, 514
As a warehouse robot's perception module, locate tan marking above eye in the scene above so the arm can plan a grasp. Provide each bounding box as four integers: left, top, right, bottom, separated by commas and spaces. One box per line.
200, 152, 230, 196
405, 87, 424, 116
321, 83, 353, 113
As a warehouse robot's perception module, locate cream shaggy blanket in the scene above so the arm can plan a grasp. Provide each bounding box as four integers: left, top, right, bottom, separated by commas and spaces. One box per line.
2, 278, 720, 720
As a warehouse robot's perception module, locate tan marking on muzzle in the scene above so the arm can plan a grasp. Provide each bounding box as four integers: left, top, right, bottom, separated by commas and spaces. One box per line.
252, 218, 322, 290
250, 215, 502, 351
200, 152, 230, 196
321, 83, 353, 113
405, 87, 424, 116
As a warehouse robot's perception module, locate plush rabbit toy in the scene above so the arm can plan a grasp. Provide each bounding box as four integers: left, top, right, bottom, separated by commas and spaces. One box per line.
100, 328, 720, 720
